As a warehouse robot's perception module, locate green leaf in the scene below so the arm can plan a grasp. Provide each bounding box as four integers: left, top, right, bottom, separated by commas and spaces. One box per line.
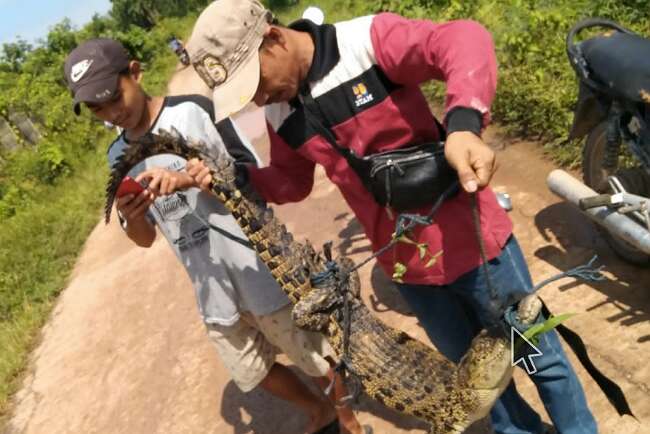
523, 313, 576, 344
392, 262, 407, 282
417, 243, 427, 260
425, 250, 443, 268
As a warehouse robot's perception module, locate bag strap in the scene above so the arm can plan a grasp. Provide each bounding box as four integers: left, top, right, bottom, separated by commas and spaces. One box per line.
177, 193, 254, 250
541, 301, 635, 418
298, 85, 375, 192
299, 86, 363, 162
300, 84, 447, 154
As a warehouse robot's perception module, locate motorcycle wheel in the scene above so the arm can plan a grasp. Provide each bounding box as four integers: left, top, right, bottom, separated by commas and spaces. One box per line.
582, 120, 650, 265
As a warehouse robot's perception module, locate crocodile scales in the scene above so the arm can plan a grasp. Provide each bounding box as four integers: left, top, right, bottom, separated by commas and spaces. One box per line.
104, 130, 518, 434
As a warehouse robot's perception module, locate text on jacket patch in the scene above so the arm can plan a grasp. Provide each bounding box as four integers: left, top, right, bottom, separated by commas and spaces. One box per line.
353, 82, 373, 107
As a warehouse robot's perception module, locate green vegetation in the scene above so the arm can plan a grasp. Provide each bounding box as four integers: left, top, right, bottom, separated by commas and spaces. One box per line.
1, 0, 649, 424
275, 0, 649, 166
0, 2, 207, 419
110, 0, 212, 30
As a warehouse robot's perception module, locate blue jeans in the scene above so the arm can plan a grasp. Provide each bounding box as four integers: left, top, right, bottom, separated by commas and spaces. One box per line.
396, 236, 597, 434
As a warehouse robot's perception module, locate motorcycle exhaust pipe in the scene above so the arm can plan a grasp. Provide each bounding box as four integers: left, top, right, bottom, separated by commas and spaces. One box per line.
547, 169, 650, 255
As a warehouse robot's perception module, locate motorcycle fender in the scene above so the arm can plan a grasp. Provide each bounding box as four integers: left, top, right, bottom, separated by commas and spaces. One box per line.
569, 82, 610, 140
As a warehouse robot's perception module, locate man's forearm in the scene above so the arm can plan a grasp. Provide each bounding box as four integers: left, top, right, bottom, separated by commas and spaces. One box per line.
247, 164, 315, 204
124, 216, 156, 247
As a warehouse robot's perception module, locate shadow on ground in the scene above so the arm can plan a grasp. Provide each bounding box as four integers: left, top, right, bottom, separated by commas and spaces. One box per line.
336, 213, 373, 258
368, 263, 414, 317
534, 202, 650, 343
219, 368, 431, 434
220, 379, 305, 434
334, 214, 413, 317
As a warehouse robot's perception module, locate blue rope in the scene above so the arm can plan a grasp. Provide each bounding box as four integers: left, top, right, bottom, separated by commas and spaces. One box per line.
533, 255, 606, 292
319, 184, 461, 404
348, 181, 460, 274
310, 262, 339, 286
504, 255, 606, 336
312, 260, 362, 404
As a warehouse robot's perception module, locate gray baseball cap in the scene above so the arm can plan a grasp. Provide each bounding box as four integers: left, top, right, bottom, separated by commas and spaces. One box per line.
64, 38, 130, 115
187, 0, 272, 122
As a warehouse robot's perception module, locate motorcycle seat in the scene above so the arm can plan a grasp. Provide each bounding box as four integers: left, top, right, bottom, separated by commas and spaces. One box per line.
581, 31, 650, 103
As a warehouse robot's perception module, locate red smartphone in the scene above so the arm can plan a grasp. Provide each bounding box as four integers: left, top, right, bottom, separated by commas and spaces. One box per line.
116, 176, 145, 198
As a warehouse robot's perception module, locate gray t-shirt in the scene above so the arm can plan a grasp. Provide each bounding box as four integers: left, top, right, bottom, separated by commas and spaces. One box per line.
107, 95, 289, 326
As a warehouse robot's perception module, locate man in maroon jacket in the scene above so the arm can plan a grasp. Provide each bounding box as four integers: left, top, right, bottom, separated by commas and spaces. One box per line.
186, 1, 597, 432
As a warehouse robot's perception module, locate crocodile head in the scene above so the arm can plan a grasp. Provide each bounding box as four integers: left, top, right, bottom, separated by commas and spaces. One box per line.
292, 286, 343, 331
456, 327, 513, 422
457, 294, 544, 398
458, 327, 511, 389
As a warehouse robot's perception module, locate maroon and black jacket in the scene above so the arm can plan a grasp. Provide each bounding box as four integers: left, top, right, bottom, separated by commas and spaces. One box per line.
248, 13, 512, 285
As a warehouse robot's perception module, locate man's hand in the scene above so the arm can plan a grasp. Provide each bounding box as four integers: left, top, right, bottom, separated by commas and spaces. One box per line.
115, 190, 157, 248
135, 168, 196, 196
186, 158, 213, 192
444, 131, 497, 193
116, 190, 155, 222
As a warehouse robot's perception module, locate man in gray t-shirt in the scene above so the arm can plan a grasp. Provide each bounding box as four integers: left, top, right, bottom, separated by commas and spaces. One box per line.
107, 99, 289, 327
64, 38, 365, 434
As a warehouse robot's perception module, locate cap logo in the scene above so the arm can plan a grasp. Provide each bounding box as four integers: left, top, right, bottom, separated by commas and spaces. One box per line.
203, 56, 227, 86
70, 59, 94, 83
95, 89, 112, 100
194, 55, 228, 89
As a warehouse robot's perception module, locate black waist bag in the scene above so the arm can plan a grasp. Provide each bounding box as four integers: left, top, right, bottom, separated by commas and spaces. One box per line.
349, 142, 458, 211
300, 89, 458, 211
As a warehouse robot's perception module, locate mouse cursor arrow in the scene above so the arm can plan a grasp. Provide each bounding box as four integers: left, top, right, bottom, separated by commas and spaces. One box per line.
511, 327, 543, 375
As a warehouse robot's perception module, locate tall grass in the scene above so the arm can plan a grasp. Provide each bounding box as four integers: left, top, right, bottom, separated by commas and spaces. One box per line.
0, 147, 108, 417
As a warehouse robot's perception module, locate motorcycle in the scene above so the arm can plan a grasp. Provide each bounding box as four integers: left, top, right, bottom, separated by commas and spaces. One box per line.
547, 18, 650, 265
168, 37, 190, 66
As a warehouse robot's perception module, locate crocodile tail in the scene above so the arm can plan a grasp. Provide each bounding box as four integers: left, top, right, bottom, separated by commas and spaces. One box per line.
104, 129, 203, 223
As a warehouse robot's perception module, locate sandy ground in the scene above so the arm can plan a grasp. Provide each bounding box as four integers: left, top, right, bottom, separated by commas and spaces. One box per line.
3, 69, 650, 434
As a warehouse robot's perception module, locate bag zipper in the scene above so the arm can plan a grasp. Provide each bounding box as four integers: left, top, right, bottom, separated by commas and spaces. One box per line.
369, 152, 438, 177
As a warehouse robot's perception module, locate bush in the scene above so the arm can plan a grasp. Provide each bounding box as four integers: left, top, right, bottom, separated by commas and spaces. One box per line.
279, 0, 650, 166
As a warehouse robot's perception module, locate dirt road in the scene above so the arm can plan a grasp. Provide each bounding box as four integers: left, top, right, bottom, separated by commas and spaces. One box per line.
3, 72, 650, 433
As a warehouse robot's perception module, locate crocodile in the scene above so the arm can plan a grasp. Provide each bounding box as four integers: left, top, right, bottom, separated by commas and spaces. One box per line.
104, 130, 538, 434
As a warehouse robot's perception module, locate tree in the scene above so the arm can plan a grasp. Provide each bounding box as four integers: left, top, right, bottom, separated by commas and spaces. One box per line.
110, 0, 212, 30
45, 19, 77, 54
80, 14, 116, 40
0, 39, 32, 73
111, 0, 159, 30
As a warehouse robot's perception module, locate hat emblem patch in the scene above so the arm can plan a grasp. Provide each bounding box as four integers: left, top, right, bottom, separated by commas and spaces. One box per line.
71, 59, 94, 83
203, 56, 228, 86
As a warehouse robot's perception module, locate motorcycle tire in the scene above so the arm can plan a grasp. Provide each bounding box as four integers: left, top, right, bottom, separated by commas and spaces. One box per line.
582, 120, 650, 265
